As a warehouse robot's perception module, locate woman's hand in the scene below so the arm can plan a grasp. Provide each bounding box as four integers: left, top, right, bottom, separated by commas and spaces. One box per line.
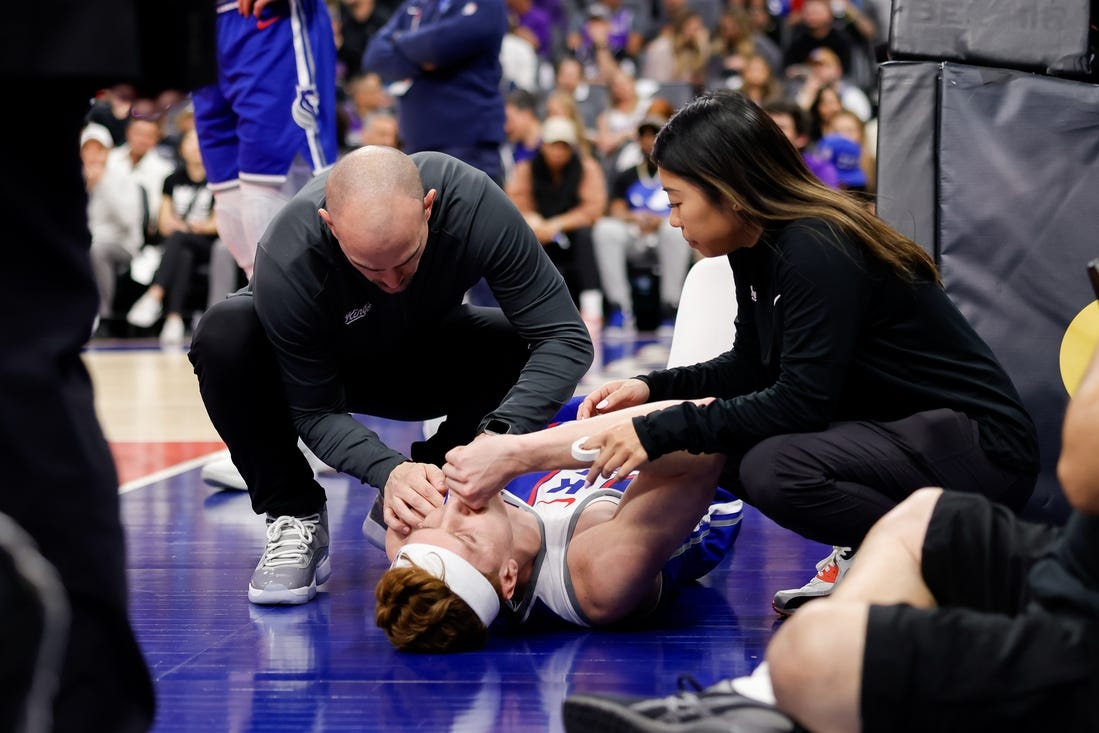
577, 378, 651, 419
583, 420, 649, 486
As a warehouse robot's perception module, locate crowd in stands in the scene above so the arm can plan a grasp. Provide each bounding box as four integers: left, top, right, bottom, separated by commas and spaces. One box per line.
80, 0, 887, 342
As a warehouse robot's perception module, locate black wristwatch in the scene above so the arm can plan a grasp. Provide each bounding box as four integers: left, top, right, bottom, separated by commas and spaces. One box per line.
482, 418, 512, 436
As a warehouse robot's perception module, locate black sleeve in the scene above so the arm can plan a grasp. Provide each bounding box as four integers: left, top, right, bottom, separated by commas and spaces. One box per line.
634, 226, 869, 459
253, 195, 411, 491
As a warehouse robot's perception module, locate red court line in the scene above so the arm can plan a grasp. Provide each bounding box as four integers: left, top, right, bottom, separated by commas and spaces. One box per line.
110, 441, 227, 485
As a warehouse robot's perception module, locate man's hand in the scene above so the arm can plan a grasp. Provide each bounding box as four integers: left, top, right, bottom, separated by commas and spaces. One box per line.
238, 0, 283, 16
382, 462, 447, 535
577, 378, 651, 419
442, 435, 523, 510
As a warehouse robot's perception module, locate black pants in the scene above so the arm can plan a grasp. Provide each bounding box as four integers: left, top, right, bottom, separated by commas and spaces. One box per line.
728, 408, 1036, 548
188, 292, 531, 517
544, 226, 602, 303
0, 81, 154, 732
152, 230, 215, 316
862, 494, 1097, 732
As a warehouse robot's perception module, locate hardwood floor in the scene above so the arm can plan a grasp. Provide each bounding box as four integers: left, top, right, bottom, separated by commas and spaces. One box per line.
83, 334, 824, 733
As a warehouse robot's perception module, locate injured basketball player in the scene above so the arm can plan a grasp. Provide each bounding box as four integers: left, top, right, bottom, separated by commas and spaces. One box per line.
374, 398, 743, 652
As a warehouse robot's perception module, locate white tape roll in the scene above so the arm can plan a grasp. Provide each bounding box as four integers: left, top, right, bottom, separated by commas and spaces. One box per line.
571, 437, 599, 462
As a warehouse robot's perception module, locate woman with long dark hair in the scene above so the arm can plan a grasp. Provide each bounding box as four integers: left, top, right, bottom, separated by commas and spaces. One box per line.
558, 90, 1039, 613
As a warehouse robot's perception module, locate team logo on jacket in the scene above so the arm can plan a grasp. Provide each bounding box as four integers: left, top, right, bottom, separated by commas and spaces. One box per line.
344, 303, 372, 325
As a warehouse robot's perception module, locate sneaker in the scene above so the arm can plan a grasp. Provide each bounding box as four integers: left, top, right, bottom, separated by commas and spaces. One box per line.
562, 675, 801, 733
201, 455, 247, 492
361, 493, 388, 551
298, 439, 337, 476
126, 292, 163, 328
248, 509, 330, 605
771, 546, 855, 616
201, 442, 334, 493
158, 314, 185, 345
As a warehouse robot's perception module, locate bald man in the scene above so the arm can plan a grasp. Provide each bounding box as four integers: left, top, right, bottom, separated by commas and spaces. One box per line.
189, 147, 593, 605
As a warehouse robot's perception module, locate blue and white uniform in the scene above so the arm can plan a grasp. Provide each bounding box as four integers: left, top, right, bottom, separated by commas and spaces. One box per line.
193, 0, 338, 190
499, 468, 743, 627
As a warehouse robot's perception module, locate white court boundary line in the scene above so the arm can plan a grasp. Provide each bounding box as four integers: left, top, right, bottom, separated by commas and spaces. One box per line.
119, 449, 229, 495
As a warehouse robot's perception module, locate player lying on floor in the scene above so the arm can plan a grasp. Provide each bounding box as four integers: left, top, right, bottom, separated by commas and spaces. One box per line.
374, 398, 742, 652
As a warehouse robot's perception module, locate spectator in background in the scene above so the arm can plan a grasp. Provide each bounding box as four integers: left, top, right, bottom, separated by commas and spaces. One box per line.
806, 81, 844, 142
782, 0, 852, 77
552, 55, 588, 100
363, 0, 509, 183
503, 88, 544, 180
594, 68, 647, 166
501, 7, 542, 93
817, 108, 871, 195
84, 82, 136, 146
567, 0, 646, 81
506, 0, 554, 62
794, 46, 871, 123
764, 97, 840, 189
336, 0, 397, 81
84, 122, 146, 329
361, 111, 401, 149
106, 116, 175, 246
593, 114, 691, 335
544, 89, 594, 157
736, 53, 785, 107
507, 116, 607, 310
708, 7, 783, 87
341, 72, 394, 150
641, 10, 712, 88
125, 128, 219, 345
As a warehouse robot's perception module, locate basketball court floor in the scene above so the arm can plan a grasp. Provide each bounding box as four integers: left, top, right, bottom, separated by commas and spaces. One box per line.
83, 330, 829, 733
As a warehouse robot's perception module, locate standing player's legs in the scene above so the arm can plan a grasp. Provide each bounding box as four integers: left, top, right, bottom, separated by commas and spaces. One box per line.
193, 0, 338, 278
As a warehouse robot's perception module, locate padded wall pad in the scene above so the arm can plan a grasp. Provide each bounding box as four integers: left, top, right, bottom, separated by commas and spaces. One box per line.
889, 0, 1091, 76
936, 63, 1099, 522
875, 61, 940, 258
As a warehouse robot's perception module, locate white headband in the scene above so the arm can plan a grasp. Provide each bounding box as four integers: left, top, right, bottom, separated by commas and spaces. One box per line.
391, 543, 501, 628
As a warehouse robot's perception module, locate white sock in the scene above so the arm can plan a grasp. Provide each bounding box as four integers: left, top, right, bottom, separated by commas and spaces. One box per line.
213, 186, 252, 278
240, 180, 292, 271
731, 661, 776, 705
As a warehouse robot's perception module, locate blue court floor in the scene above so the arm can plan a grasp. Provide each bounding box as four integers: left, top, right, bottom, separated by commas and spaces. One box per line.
98, 334, 829, 733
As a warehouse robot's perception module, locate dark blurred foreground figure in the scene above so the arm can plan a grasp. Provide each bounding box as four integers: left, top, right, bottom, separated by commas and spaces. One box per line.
0, 2, 215, 731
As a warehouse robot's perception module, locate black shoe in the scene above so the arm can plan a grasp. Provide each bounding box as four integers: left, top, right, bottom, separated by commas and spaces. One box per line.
562, 676, 801, 733
361, 493, 387, 551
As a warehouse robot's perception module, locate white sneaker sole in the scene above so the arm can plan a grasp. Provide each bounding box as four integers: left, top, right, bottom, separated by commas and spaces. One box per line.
247, 555, 331, 605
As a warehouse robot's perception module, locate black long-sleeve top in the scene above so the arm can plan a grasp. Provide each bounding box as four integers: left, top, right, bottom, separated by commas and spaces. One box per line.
252, 152, 593, 489
632, 218, 1039, 475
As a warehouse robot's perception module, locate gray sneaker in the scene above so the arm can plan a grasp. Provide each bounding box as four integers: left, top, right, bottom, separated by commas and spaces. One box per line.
248, 508, 330, 605
360, 494, 387, 551
562, 675, 801, 733
771, 546, 855, 616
